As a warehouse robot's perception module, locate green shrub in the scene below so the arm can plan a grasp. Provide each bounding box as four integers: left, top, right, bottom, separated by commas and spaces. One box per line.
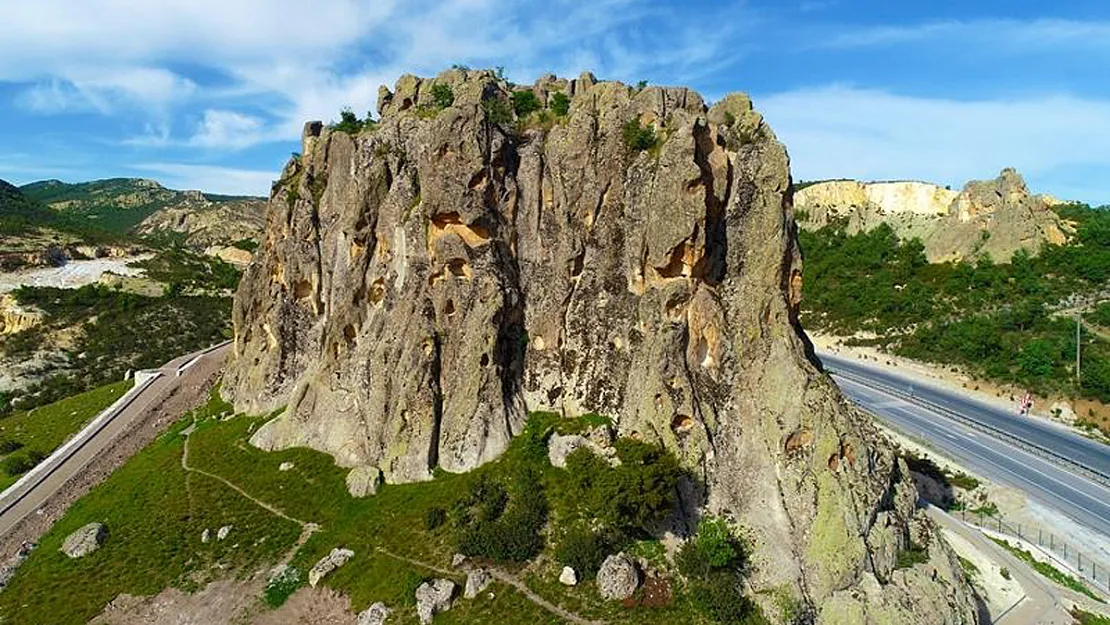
676, 516, 747, 580
553, 439, 680, 536
999, 567, 1011, 580
2, 449, 46, 477
895, 542, 929, 569
0, 439, 24, 455
551, 92, 570, 117
230, 238, 258, 252
430, 83, 455, 108
454, 467, 547, 562
512, 90, 541, 117
424, 506, 447, 531
555, 525, 613, 579
482, 97, 513, 125
264, 566, 302, 608
622, 118, 657, 151
689, 571, 762, 624
332, 108, 363, 135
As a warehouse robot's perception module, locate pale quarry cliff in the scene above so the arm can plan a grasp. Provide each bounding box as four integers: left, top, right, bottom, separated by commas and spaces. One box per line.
796, 169, 1068, 262
225, 69, 978, 624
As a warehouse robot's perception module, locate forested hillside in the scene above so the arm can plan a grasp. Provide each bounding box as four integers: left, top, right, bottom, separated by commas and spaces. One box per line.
800, 202, 1110, 432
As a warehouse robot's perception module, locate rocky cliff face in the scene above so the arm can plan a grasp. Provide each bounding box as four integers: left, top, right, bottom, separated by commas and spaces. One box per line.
137, 199, 267, 248
225, 69, 978, 624
797, 169, 1067, 262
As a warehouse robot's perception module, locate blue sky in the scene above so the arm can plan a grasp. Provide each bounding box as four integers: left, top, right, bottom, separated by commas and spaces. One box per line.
1, 0, 1108, 203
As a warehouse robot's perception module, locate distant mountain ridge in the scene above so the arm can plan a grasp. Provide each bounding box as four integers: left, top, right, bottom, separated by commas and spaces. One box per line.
21, 178, 267, 243
794, 168, 1069, 262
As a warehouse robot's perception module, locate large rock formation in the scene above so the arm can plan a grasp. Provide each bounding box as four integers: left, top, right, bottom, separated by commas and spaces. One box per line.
226, 69, 978, 623
796, 169, 1068, 262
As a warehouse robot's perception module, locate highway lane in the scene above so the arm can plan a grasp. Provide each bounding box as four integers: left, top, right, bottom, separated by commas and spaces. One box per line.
820, 351, 1110, 480
0, 342, 230, 538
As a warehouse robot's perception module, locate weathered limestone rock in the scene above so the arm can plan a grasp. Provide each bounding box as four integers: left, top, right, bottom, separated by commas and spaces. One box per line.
308, 547, 354, 587
796, 168, 1068, 262
451, 553, 467, 568
415, 578, 455, 624
225, 69, 979, 624
217, 525, 232, 541
61, 522, 107, 558
201, 528, 211, 544
346, 465, 383, 497
547, 432, 616, 468
357, 602, 391, 625
279, 461, 295, 471
464, 568, 491, 598
597, 553, 640, 600
558, 566, 577, 586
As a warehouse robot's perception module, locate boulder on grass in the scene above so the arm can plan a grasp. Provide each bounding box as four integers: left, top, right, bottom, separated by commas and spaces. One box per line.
61, 523, 107, 558
597, 553, 640, 600
415, 578, 455, 624
308, 547, 354, 587
464, 568, 491, 598
358, 602, 391, 625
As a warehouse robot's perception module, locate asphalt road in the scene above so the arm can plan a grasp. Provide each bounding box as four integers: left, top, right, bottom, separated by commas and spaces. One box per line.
0, 342, 230, 538
818, 352, 1110, 540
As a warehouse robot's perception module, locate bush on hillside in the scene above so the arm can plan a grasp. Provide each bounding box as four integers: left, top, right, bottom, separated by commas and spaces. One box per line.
622, 118, 657, 151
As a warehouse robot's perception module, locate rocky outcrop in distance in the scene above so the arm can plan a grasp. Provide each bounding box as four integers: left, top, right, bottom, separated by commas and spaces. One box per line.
225, 69, 979, 623
796, 169, 1068, 262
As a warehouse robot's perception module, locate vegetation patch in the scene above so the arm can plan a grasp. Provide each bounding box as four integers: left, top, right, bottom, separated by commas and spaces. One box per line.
894, 542, 929, 569
989, 536, 1104, 602
0, 380, 129, 488
622, 118, 658, 152
799, 203, 1110, 427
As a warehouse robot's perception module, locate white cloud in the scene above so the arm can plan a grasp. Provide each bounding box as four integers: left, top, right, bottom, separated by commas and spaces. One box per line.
17, 67, 197, 114
758, 85, 1110, 203
188, 110, 270, 149
131, 163, 276, 196
820, 19, 1110, 51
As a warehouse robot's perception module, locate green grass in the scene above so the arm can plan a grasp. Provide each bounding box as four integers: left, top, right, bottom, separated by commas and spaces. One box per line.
988, 537, 1105, 602
957, 556, 980, 583
1074, 608, 1110, 625
0, 380, 131, 490
0, 402, 730, 624
0, 390, 301, 624
895, 543, 929, 569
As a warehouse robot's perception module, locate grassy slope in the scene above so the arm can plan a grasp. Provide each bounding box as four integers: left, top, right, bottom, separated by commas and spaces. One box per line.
0, 394, 710, 625
0, 380, 131, 490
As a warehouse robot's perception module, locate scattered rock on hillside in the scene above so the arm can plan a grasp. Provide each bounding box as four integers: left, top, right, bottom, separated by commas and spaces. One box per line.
0, 542, 35, 591
559, 566, 578, 586
464, 568, 491, 598
346, 465, 383, 498
61, 523, 107, 558
217, 525, 232, 541
201, 529, 211, 543
597, 553, 640, 600
451, 553, 467, 568
278, 461, 295, 471
547, 433, 617, 468
415, 579, 455, 624
308, 547, 354, 587
357, 602, 391, 625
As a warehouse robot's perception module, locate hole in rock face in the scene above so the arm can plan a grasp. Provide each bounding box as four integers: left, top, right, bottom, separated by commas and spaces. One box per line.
783, 427, 813, 454
828, 454, 841, 472
293, 279, 313, 300
431, 212, 490, 246
445, 299, 456, 316
569, 252, 585, 278
446, 259, 471, 278
369, 279, 386, 306
468, 170, 488, 190
671, 414, 694, 434
343, 325, 357, 342
480, 353, 489, 367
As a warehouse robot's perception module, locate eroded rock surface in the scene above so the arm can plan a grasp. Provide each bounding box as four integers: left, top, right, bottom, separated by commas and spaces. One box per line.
308, 547, 354, 587
226, 69, 979, 623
